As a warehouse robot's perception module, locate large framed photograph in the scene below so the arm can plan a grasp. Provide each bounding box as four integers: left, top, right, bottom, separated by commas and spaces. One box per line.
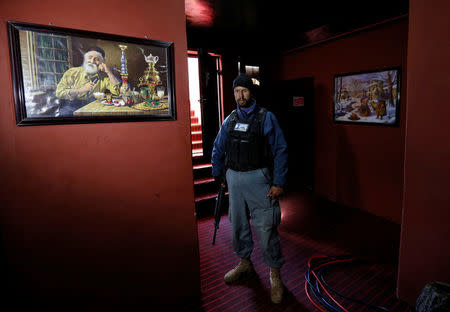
333, 67, 400, 126
7, 21, 176, 126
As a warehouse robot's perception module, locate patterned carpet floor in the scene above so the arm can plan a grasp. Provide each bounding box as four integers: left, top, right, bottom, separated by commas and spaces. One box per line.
185, 214, 411, 312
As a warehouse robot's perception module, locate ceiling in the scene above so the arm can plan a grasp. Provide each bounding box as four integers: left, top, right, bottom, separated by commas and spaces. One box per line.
185, 0, 409, 53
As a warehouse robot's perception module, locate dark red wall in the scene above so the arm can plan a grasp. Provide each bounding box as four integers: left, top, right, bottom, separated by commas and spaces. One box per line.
397, 0, 450, 304
0, 0, 199, 309
279, 19, 409, 223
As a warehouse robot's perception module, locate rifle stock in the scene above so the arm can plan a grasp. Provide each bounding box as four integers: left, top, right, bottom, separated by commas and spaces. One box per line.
212, 184, 226, 245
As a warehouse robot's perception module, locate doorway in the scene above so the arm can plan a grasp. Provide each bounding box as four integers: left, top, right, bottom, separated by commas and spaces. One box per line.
188, 50, 224, 217
272, 77, 315, 190
188, 54, 203, 157
188, 50, 223, 161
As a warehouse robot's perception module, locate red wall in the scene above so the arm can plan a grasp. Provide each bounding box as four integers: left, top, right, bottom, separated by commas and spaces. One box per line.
397, 0, 450, 304
0, 0, 199, 309
279, 20, 409, 223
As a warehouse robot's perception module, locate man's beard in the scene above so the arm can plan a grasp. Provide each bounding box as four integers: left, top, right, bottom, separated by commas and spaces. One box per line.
83, 62, 98, 75
237, 98, 251, 108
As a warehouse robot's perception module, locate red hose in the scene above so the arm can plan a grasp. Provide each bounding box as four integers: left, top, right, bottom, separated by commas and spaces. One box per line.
305, 280, 329, 312
306, 255, 358, 312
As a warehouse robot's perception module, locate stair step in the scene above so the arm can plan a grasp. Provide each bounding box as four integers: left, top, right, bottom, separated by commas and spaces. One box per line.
194, 177, 217, 195
195, 191, 229, 203
192, 141, 203, 149
192, 154, 208, 165
194, 192, 229, 218
193, 163, 212, 170
191, 132, 202, 141
190, 110, 195, 117
192, 150, 203, 157
195, 193, 217, 202
193, 163, 212, 179
194, 177, 215, 185
191, 124, 202, 132
190, 116, 199, 124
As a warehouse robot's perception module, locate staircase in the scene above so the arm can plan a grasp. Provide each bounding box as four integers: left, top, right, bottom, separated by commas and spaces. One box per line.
190, 110, 228, 218
190, 110, 203, 157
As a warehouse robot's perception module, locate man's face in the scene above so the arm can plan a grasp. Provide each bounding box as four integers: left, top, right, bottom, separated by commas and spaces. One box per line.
234, 86, 252, 108
83, 51, 103, 75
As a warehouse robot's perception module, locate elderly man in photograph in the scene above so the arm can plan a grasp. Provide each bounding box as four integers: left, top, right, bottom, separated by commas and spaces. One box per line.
56, 46, 120, 116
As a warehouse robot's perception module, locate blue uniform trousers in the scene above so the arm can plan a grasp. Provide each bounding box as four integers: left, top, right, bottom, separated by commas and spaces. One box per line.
226, 168, 285, 268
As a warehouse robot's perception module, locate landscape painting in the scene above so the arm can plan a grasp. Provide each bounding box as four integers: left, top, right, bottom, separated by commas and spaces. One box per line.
333, 67, 401, 126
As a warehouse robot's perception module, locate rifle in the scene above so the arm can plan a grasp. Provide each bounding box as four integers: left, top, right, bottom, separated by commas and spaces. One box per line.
212, 184, 226, 245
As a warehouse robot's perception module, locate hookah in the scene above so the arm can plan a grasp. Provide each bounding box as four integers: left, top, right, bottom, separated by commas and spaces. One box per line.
118, 44, 129, 95
138, 51, 163, 107
118, 44, 137, 106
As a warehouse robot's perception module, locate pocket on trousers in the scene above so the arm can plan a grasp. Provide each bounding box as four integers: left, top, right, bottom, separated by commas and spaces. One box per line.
272, 200, 281, 226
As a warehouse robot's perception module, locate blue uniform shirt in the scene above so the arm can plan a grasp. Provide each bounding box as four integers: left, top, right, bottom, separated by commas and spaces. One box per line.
211, 100, 288, 187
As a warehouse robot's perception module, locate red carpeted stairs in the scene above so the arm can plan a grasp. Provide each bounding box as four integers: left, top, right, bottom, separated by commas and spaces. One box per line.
191, 109, 203, 158
191, 110, 228, 218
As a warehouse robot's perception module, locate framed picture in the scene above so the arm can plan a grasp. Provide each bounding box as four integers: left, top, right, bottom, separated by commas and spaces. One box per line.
333, 67, 401, 126
7, 21, 176, 126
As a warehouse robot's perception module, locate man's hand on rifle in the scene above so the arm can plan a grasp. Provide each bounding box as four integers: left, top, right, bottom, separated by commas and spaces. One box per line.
214, 175, 226, 189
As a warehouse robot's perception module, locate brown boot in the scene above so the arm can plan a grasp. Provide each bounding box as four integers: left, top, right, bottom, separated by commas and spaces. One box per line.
270, 267, 284, 304
224, 258, 255, 284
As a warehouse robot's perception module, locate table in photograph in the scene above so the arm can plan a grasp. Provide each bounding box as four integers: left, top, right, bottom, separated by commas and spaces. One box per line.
73, 97, 169, 116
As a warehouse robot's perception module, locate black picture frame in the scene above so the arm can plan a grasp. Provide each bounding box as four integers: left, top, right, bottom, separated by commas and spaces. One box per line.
7, 21, 176, 126
333, 67, 401, 126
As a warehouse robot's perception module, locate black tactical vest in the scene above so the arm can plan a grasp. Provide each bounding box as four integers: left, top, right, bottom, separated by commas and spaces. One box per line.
225, 107, 272, 171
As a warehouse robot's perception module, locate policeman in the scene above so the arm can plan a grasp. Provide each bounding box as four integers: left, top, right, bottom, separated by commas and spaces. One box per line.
211, 73, 288, 304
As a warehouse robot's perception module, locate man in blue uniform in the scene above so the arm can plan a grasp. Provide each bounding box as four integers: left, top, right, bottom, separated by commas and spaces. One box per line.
211, 74, 288, 304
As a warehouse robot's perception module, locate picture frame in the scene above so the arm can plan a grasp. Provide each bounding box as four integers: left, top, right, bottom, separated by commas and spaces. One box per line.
333, 67, 401, 126
7, 21, 176, 126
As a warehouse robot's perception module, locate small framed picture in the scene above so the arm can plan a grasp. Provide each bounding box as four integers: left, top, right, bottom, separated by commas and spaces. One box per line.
333, 67, 401, 126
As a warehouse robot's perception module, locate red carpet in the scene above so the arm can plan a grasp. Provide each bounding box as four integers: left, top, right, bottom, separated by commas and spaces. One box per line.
187, 214, 411, 312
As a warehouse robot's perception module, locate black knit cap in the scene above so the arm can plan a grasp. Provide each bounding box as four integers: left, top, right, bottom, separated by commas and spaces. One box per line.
86, 46, 105, 59
232, 74, 254, 91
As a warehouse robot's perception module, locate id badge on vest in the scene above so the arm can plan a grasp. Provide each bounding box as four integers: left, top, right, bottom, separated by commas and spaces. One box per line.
234, 123, 249, 132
